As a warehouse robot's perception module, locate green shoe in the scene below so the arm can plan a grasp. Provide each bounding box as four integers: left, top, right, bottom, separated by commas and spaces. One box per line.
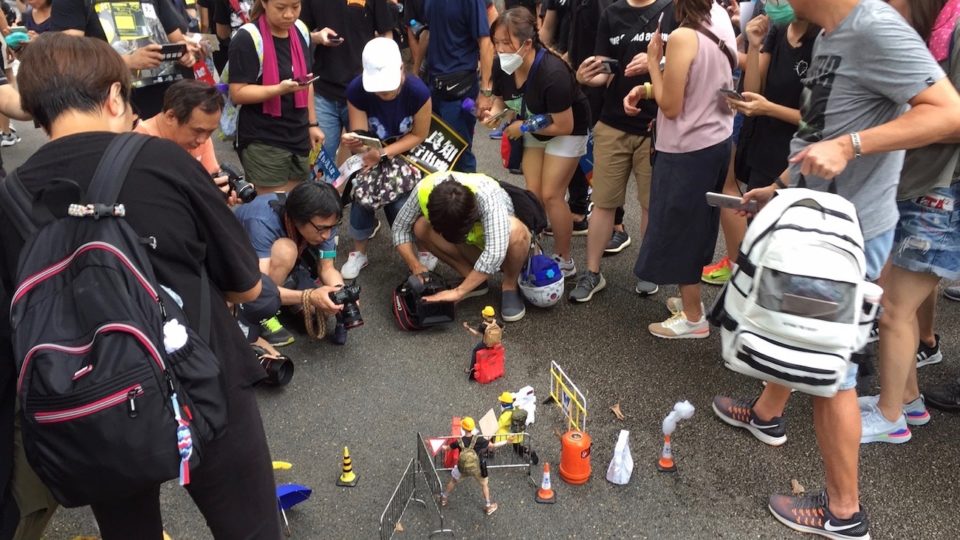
701, 257, 732, 285
261, 316, 295, 347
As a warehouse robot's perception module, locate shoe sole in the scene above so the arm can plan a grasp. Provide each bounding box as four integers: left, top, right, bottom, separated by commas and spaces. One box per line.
569, 275, 606, 303
943, 290, 960, 302
266, 335, 295, 347
860, 428, 912, 444
544, 229, 589, 237
916, 352, 943, 368
649, 328, 710, 340
768, 506, 870, 540
711, 402, 787, 446
700, 275, 730, 285
502, 308, 525, 322
905, 411, 930, 426
603, 236, 632, 255
635, 284, 659, 296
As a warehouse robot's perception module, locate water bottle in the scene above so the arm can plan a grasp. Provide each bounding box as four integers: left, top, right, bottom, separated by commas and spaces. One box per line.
409, 19, 428, 39
461, 97, 478, 116
520, 114, 553, 134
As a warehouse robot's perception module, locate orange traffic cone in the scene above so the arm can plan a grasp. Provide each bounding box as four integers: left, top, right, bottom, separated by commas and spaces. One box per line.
336, 446, 359, 486
535, 462, 557, 504
657, 435, 677, 473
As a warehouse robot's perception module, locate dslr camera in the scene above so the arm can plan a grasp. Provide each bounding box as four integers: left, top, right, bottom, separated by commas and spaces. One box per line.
329, 283, 363, 329
218, 165, 257, 204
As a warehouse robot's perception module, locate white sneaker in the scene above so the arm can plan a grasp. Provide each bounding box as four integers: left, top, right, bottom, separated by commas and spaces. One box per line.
858, 395, 930, 426
341, 251, 369, 279
860, 404, 911, 444
666, 297, 683, 314
552, 255, 577, 278
368, 220, 382, 240
648, 311, 710, 339
418, 251, 439, 272
0, 131, 20, 147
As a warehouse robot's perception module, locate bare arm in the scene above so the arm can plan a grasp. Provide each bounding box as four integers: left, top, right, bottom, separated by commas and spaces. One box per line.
858, 79, 960, 155
479, 36, 494, 92
540, 10, 557, 49
0, 85, 30, 121
649, 28, 697, 120
532, 108, 573, 137
230, 80, 301, 105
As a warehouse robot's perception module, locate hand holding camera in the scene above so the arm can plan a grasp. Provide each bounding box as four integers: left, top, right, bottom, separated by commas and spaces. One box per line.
217, 165, 256, 204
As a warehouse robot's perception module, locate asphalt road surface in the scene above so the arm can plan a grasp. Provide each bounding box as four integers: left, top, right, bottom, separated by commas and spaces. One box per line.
6, 118, 958, 540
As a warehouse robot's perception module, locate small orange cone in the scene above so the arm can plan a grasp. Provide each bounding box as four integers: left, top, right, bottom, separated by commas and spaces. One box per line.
337, 446, 359, 486
535, 462, 557, 504
657, 435, 677, 473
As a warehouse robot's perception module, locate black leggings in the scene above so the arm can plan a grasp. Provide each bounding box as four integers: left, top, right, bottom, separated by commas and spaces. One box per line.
90, 383, 281, 539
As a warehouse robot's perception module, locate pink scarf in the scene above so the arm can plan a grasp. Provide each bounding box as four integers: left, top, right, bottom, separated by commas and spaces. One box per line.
929, 0, 960, 62
259, 16, 308, 117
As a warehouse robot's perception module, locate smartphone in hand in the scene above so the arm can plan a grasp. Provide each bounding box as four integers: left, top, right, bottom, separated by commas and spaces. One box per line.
598, 58, 620, 74
706, 192, 758, 213
158, 43, 187, 61
719, 88, 746, 101
295, 73, 321, 86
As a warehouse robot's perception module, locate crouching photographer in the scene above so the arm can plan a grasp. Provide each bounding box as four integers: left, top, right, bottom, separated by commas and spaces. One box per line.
234, 181, 358, 346
392, 172, 531, 322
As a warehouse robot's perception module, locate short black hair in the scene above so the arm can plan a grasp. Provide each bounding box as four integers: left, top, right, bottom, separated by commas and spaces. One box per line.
285, 182, 342, 224
162, 80, 225, 124
426, 179, 479, 244
18, 34, 131, 132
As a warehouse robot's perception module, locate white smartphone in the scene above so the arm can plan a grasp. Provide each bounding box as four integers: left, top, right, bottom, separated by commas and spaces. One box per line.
348, 133, 384, 150
706, 192, 758, 213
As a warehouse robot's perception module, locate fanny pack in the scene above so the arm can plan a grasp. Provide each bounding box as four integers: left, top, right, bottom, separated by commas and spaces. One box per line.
431, 70, 476, 101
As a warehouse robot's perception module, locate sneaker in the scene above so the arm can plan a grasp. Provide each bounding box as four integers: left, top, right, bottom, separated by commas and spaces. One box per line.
544, 217, 589, 237
711, 396, 787, 446
484, 502, 498, 516
635, 279, 659, 296
368, 219, 382, 240
943, 284, 960, 301
501, 290, 525, 322
856, 395, 929, 426
0, 131, 19, 147
768, 490, 870, 540
341, 251, 369, 279
648, 311, 709, 339
603, 230, 631, 255
568, 271, 605, 303
261, 316, 295, 347
330, 319, 347, 345
418, 251, 439, 272
924, 379, 960, 412
859, 404, 911, 444
916, 334, 942, 368
552, 255, 577, 278
701, 256, 733, 285
461, 280, 490, 299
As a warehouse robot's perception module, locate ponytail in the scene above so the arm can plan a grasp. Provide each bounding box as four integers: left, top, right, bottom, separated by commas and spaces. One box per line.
493, 7, 572, 71
249, 0, 265, 20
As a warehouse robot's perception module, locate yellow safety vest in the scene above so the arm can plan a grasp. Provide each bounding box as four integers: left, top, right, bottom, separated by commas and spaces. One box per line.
417, 172, 492, 249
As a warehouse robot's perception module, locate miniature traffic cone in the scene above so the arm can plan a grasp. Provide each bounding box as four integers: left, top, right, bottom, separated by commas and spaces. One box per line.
336, 446, 359, 487
656, 435, 677, 473
535, 462, 557, 504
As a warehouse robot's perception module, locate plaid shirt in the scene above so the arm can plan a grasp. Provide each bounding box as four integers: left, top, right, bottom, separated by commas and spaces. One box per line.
393, 173, 514, 275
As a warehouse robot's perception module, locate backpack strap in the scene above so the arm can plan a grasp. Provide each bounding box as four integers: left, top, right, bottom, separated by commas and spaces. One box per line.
467, 435, 477, 450
86, 133, 151, 205
0, 170, 40, 240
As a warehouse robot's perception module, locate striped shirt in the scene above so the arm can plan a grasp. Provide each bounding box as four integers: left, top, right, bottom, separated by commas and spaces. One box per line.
393, 173, 514, 275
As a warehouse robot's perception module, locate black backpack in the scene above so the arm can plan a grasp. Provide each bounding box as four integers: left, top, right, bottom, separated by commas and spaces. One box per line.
0, 134, 227, 507
497, 181, 548, 236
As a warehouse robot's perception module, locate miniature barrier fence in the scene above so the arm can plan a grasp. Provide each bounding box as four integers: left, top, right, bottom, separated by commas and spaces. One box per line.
417, 433, 453, 538
550, 360, 587, 431
423, 433, 536, 475
378, 458, 424, 540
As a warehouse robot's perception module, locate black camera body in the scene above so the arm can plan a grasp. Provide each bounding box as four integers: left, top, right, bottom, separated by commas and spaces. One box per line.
220, 165, 256, 204
329, 283, 363, 329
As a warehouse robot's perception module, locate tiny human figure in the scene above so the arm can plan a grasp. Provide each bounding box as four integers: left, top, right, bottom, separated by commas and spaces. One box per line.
463, 306, 504, 381
494, 391, 516, 444
440, 417, 506, 516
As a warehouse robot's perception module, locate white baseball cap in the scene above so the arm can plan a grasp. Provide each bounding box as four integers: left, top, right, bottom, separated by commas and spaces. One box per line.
362, 37, 403, 93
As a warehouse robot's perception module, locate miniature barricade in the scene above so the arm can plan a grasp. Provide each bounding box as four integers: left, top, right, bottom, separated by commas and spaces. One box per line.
417, 433, 454, 537
378, 458, 424, 540
426, 433, 536, 476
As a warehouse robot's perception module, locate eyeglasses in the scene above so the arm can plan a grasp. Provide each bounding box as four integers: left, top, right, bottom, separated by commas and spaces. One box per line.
305, 217, 341, 235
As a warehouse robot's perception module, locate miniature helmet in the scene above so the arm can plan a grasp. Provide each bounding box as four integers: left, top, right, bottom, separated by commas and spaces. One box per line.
498, 391, 514, 404
461, 417, 476, 432
482, 306, 495, 318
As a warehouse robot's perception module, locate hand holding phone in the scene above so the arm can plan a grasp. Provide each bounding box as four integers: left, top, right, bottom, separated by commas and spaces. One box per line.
158, 42, 187, 61
598, 58, 620, 74
295, 73, 320, 86
719, 88, 745, 101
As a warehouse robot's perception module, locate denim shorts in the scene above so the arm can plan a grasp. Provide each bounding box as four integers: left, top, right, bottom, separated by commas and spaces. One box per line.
890, 183, 960, 281
839, 228, 896, 391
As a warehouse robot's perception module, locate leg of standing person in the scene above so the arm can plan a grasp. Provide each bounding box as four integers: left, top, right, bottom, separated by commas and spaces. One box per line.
433, 95, 478, 173
315, 95, 347, 164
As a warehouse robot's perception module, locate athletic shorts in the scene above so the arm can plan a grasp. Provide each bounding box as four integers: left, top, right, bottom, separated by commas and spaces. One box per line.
521, 133, 588, 158
240, 142, 310, 188
590, 121, 652, 209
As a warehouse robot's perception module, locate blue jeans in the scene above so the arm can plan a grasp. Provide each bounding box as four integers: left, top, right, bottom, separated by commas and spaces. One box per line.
314, 95, 349, 160
348, 192, 411, 241
891, 184, 960, 281
839, 228, 896, 390
432, 91, 478, 173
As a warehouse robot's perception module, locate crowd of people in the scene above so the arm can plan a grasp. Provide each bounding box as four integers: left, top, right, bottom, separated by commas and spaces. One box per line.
0, 0, 958, 538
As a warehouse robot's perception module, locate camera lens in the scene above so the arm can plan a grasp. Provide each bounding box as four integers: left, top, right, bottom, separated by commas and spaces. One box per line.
341, 303, 364, 329
230, 177, 257, 203
260, 356, 294, 386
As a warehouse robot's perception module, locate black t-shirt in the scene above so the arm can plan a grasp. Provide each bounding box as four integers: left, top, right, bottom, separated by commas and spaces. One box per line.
0, 133, 265, 398
450, 435, 491, 454
544, 0, 571, 54
228, 27, 312, 154
594, 0, 677, 135
492, 50, 591, 141
567, 0, 614, 67
504, 0, 538, 14
745, 24, 815, 179
300, 0, 395, 102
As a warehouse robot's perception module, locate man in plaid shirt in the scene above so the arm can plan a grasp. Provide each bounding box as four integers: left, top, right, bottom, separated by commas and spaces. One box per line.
393, 172, 531, 321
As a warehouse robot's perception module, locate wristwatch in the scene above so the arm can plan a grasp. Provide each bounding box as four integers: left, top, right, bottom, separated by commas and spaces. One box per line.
308, 122, 319, 128
480, 88, 493, 98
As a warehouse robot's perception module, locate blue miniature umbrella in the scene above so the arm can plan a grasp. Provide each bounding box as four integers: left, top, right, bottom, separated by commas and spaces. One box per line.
277, 483, 312, 536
